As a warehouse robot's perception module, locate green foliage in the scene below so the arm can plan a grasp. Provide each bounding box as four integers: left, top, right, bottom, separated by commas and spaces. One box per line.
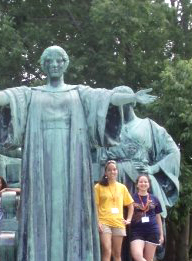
142, 58, 192, 260
0, 0, 174, 89
168, 161, 192, 224
150, 59, 192, 160
147, 58, 192, 260
89, 0, 172, 88
169, 0, 192, 59
0, 0, 93, 87
0, 16, 25, 88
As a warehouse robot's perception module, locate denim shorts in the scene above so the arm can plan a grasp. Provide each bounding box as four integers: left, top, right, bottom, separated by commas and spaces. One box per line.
130, 230, 160, 245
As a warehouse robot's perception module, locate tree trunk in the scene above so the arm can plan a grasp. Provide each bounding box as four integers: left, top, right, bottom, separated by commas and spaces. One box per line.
163, 220, 176, 261
175, 211, 190, 261
188, 213, 192, 251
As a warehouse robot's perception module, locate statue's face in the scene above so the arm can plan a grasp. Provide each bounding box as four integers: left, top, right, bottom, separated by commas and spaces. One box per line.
44, 50, 66, 79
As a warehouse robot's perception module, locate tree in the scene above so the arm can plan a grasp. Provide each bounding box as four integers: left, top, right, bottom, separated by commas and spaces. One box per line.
0, 0, 192, 259
150, 58, 192, 261
0, 0, 93, 87
169, 0, 192, 59
0, 0, 173, 89
89, 0, 172, 88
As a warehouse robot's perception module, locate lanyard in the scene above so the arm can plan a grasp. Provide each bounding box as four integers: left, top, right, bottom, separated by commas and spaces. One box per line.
138, 193, 150, 213
108, 183, 117, 204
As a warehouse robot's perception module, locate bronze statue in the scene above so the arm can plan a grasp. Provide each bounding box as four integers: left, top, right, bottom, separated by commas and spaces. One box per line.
0, 46, 156, 261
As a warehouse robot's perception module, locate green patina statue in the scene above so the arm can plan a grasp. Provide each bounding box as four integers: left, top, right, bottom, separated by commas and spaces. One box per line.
96, 87, 180, 219
93, 87, 180, 261
0, 46, 156, 261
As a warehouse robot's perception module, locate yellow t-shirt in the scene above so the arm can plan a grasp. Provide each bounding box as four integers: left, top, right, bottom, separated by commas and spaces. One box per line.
94, 182, 133, 228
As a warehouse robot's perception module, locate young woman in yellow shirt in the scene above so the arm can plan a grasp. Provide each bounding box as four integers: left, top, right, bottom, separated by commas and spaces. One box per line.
95, 160, 134, 261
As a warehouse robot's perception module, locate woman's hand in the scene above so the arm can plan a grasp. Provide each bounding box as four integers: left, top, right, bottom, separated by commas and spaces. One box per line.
123, 218, 131, 225
0, 188, 21, 195
156, 214, 164, 245
159, 234, 164, 245
0, 188, 7, 194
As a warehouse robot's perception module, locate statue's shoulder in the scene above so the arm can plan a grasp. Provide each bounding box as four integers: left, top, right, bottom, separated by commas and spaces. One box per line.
31, 85, 45, 91
67, 84, 82, 91
4, 85, 30, 94
145, 118, 172, 141
146, 117, 165, 131
75, 85, 93, 96
30, 85, 81, 92
75, 84, 90, 90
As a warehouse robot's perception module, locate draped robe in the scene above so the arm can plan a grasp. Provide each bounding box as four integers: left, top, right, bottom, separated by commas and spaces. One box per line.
0, 84, 121, 261
97, 118, 180, 218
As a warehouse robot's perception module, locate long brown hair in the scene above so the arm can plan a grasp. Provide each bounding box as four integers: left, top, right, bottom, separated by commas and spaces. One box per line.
99, 160, 117, 186
0, 176, 7, 190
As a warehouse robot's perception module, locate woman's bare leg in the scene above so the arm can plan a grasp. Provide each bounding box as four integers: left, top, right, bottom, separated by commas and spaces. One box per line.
111, 235, 123, 261
100, 233, 112, 261
143, 242, 157, 261
130, 240, 147, 261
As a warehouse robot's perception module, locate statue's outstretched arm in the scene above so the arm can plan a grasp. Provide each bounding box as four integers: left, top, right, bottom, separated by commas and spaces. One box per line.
110, 87, 157, 106
0, 92, 10, 107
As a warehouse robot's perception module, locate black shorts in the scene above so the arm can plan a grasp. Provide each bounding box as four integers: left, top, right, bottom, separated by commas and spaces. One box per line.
130, 230, 160, 245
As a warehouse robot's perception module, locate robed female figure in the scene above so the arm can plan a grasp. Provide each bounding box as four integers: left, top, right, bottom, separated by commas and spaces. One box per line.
0, 46, 156, 261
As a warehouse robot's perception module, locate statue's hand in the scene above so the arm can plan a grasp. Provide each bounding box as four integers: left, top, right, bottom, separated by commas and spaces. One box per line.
148, 164, 160, 175
135, 88, 157, 104
133, 162, 160, 175
133, 162, 148, 174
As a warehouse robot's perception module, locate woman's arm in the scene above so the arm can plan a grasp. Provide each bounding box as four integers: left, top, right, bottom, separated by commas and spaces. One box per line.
95, 203, 103, 233
0, 188, 21, 194
94, 185, 104, 232
156, 213, 164, 244
124, 203, 134, 225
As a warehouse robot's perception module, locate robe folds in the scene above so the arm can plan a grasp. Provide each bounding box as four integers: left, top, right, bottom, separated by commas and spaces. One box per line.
0, 85, 121, 261
98, 118, 180, 218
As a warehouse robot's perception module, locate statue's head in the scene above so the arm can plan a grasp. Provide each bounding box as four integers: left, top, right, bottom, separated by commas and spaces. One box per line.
115, 86, 136, 123
40, 46, 69, 75
112, 85, 136, 122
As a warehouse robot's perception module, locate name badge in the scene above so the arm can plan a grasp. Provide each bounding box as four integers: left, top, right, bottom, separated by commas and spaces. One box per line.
141, 216, 149, 223
111, 208, 119, 214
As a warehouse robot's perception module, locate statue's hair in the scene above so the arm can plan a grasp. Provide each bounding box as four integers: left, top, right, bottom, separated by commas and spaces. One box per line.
40, 45, 69, 73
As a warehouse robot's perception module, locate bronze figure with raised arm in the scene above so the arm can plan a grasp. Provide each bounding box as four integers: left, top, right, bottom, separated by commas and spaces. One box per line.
98, 87, 180, 219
